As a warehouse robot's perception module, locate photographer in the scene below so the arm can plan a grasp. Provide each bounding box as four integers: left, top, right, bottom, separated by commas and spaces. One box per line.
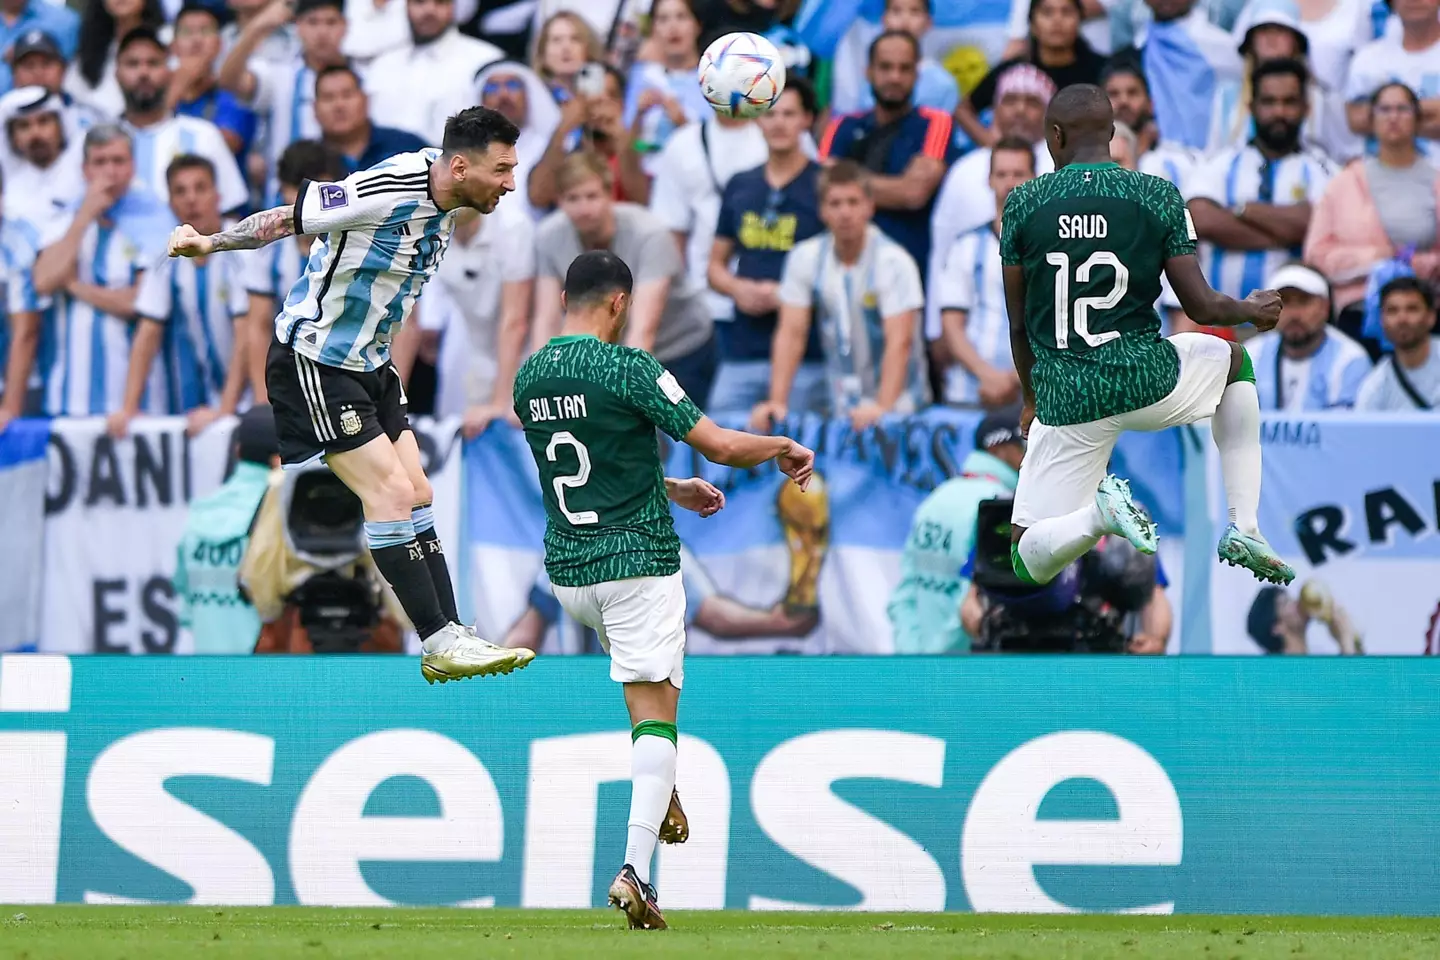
959, 498, 1172, 654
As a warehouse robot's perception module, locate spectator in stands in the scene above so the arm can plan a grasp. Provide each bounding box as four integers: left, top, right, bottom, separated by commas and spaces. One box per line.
241, 140, 347, 401
9, 30, 103, 134
1246, 262, 1372, 410
473, 61, 561, 219
532, 10, 602, 101
67, 0, 164, 120
693, 0, 799, 37
1356, 276, 1440, 410
1345, 0, 1440, 149
0, 87, 84, 223
172, 404, 279, 655
888, 409, 1025, 655
167, 5, 257, 163
708, 80, 826, 415
624, 0, 708, 156
935, 138, 1032, 409
959, 0, 1104, 148
1131, 0, 1242, 150
342, 0, 459, 64
29, 125, 152, 416
532, 151, 718, 401
830, 0, 959, 119
365, 0, 503, 144
116, 27, 249, 214
110, 155, 250, 437
1102, 59, 1196, 187
1305, 83, 1440, 327
1110, 119, 1139, 168
754, 160, 929, 430
313, 65, 427, 173
0, 190, 44, 430
818, 30, 955, 282
220, 0, 348, 202
1187, 60, 1334, 304
0, 0, 79, 96
220, 0, 298, 71
528, 62, 647, 208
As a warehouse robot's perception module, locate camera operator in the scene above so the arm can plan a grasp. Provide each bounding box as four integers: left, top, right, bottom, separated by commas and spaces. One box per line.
238, 453, 407, 654
173, 404, 280, 654
959, 497, 1173, 654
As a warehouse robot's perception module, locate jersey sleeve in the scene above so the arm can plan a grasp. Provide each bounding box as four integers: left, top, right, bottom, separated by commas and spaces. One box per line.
1155, 180, 1198, 260
6, 262, 40, 314
294, 168, 422, 235
937, 233, 978, 311
877, 245, 925, 318
778, 240, 819, 307
623, 349, 704, 441
998, 186, 1026, 266
1184, 151, 1230, 206
224, 253, 250, 317
242, 246, 274, 297
133, 255, 175, 323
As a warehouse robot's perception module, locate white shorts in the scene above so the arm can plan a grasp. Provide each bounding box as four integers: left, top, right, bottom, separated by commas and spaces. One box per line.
553, 572, 687, 688
1012, 333, 1233, 529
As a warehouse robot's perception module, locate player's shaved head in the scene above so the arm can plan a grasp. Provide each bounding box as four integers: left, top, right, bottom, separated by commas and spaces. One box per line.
1044, 83, 1115, 169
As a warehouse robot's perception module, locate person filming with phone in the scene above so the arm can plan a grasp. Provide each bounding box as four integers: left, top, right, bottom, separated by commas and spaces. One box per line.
528, 61, 649, 209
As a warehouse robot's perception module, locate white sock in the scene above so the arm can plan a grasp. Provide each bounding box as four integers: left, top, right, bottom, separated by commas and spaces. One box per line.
624, 728, 677, 885
1017, 501, 1106, 585
1211, 380, 1261, 536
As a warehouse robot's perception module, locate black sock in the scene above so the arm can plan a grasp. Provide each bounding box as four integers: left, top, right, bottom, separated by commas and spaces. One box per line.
369, 540, 449, 640
414, 526, 459, 624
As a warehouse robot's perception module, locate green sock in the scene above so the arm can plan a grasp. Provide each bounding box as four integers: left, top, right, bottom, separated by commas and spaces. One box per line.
1010, 542, 1040, 586
1236, 347, 1255, 385
632, 719, 677, 745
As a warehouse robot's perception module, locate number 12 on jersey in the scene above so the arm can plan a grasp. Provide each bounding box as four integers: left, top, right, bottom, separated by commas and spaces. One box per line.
1045, 251, 1128, 349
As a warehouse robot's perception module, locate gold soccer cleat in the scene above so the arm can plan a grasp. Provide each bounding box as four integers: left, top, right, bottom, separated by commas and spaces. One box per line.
659, 788, 689, 844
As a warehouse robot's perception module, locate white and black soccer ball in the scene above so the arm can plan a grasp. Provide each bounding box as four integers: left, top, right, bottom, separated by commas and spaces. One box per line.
697, 32, 787, 120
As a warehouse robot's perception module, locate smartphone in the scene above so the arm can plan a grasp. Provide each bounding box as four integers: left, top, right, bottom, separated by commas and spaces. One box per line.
576, 62, 606, 98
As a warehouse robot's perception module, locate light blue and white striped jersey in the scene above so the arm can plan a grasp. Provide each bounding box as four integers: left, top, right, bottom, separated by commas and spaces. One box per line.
124, 116, 249, 214
134, 250, 249, 413
1138, 142, 1199, 190
1, 217, 44, 398
278, 149, 457, 372
243, 235, 313, 308
252, 60, 322, 204
934, 224, 1012, 405
1186, 145, 1335, 300
38, 214, 157, 416
1247, 327, 1373, 411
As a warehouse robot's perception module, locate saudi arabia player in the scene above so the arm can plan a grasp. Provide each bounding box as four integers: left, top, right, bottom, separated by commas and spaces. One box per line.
168, 107, 532, 681
1000, 83, 1295, 588
515, 251, 813, 931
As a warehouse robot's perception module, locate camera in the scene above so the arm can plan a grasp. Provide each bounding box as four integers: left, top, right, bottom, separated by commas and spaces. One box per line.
970, 498, 1157, 653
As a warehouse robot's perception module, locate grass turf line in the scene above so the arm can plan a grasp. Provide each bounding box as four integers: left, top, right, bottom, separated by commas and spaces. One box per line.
2, 908, 1439, 959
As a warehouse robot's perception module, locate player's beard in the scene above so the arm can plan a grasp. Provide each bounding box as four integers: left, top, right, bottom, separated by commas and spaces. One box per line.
1255, 118, 1301, 154
123, 86, 165, 115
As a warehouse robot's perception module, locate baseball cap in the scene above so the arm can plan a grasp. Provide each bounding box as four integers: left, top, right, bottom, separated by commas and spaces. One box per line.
974, 408, 1025, 452
1265, 263, 1329, 299
10, 30, 63, 64
235, 405, 279, 466
995, 63, 1057, 108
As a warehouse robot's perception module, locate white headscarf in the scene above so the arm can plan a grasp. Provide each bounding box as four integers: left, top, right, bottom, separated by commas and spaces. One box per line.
473, 61, 562, 221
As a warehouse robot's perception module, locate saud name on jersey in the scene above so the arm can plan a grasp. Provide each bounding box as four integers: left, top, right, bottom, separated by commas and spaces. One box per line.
1057, 214, 1109, 239
528, 394, 590, 422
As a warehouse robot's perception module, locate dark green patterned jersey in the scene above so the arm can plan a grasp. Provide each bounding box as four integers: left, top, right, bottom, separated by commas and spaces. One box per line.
999, 162, 1195, 426
514, 334, 703, 587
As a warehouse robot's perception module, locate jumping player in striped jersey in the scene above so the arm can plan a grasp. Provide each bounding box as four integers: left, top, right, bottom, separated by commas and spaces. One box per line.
167, 106, 531, 682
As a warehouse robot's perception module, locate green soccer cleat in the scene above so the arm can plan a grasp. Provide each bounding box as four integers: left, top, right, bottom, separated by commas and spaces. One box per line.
1217, 524, 1296, 586
1095, 475, 1158, 555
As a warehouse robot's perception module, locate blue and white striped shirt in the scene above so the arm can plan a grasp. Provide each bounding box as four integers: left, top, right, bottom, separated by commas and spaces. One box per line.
1248, 328, 1373, 411
124, 116, 249, 214
134, 250, 249, 413
242, 237, 313, 303
279, 150, 456, 372
935, 224, 1012, 405
252, 60, 321, 204
1186, 145, 1335, 300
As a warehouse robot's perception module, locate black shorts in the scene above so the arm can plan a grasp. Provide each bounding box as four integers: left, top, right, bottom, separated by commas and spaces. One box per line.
266, 337, 410, 465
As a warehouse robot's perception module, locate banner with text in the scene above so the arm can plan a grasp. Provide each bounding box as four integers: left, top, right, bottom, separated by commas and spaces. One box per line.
1207, 414, 1440, 655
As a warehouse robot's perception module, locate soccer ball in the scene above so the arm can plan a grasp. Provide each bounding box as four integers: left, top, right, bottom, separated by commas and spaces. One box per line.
697, 32, 787, 119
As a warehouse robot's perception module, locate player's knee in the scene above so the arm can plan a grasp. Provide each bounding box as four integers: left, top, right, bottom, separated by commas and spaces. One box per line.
410, 475, 434, 509
1010, 524, 1027, 544
370, 464, 417, 519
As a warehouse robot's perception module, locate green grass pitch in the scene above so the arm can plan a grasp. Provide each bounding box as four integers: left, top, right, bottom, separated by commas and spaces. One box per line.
2, 908, 1439, 959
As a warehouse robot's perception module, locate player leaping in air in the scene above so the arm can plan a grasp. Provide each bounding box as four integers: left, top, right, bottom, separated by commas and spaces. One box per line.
1000, 83, 1296, 589
168, 106, 534, 682
515, 251, 814, 931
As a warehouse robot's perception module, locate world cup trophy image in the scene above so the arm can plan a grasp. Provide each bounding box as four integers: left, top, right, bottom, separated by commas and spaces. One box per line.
1297, 578, 1364, 655
776, 471, 830, 615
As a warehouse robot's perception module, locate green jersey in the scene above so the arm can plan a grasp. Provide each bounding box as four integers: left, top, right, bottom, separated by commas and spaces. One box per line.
513, 334, 703, 588
999, 162, 1195, 426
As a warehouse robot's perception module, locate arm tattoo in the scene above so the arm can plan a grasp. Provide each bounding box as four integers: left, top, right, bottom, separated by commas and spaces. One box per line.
207, 206, 296, 252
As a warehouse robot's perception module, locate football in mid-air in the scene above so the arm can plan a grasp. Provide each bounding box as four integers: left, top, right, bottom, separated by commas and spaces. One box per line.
698, 32, 787, 119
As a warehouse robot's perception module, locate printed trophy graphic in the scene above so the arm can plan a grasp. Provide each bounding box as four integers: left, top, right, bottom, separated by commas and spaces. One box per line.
776, 471, 830, 615
1298, 578, 1364, 655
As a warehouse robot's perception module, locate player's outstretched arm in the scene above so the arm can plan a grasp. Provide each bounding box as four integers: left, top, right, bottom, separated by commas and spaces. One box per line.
169, 205, 296, 258
1165, 254, 1282, 331
684, 417, 814, 491
665, 477, 726, 517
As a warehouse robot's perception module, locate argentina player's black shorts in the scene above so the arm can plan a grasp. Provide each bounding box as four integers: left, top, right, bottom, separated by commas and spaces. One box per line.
266, 337, 411, 465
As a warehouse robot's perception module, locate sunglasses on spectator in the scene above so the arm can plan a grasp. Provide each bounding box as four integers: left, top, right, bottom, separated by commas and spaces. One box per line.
483, 78, 526, 97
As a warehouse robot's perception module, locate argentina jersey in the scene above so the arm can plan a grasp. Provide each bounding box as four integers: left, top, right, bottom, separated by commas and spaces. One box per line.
278, 149, 456, 372
135, 249, 249, 413
935, 224, 1012, 405
243, 235, 312, 304
1186, 145, 1334, 300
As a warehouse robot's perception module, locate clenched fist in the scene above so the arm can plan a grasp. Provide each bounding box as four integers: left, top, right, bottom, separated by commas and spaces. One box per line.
168, 224, 213, 258
1245, 288, 1283, 332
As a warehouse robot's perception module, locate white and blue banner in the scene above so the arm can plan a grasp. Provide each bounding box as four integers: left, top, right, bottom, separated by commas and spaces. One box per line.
0, 419, 49, 651
1208, 415, 1440, 655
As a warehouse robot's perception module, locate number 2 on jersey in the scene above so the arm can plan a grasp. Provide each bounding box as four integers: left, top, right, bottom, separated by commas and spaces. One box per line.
1045, 251, 1128, 349
546, 431, 598, 526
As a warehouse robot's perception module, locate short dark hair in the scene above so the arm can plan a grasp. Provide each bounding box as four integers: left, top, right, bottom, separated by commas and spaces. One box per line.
779, 75, 818, 117
278, 140, 347, 188
886, 0, 932, 13
819, 159, 871, 199
116, 26, 165, 57
314, 62, 362, 95
175, 3, 220, 26
1100, 57, 1150, 96
294, 0, 344, 16
564, 251, 633, 306
1380, 275, 1435, 312
1372, 81, 1420, 112
1251, 57, 1309, 100
868, 29, 920, 66
1246, 586, 1285, 654
992, 135, 1036, 172
442, 105, 521, 156
165, 153, 215, 189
